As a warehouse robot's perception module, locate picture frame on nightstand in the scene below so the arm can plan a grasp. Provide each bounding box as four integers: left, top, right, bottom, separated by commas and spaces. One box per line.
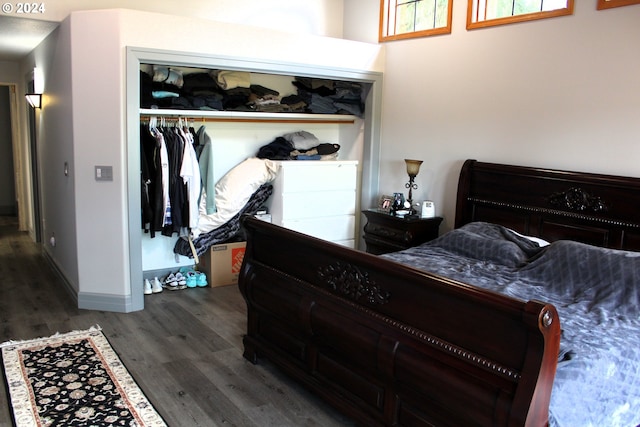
377, 194, 393, 213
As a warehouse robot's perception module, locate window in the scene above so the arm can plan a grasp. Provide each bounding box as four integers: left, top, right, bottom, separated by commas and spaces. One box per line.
379, 0, 453, 42
467, 0, 574, 29
597, 0, 640, 9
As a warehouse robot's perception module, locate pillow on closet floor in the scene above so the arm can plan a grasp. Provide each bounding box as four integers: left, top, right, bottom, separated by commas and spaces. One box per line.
215, 157, 279, 212
194, 157, 279, 237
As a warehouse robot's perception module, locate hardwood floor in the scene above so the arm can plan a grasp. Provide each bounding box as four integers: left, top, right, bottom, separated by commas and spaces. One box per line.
0, 216, 355, 427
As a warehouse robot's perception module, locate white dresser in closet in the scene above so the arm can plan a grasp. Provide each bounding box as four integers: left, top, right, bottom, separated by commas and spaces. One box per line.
268, 160, 358, 247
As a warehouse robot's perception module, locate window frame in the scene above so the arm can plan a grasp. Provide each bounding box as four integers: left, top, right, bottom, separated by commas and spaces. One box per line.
597, 0, 640, 9
466, 0, 575, 30
379, 0, 453, 42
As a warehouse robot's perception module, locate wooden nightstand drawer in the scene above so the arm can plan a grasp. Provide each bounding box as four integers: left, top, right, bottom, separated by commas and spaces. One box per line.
362, 209, 442, 254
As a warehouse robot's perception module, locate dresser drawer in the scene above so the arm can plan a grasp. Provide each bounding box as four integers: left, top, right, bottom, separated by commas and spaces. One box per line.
282, 215, 355, 242
280, 190, 356, 220
275, 161, 357, 193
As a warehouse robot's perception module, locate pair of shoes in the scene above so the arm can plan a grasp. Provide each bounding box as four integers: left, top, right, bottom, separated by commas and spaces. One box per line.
151, 277, 163, 293
180, 267, 199, 288
144, 279, 152, 295
163, 272, 187, 290
180, 266, 208, 288
144, 277, 163, 294
196, 271, 208, 287
185, 272, 197, 288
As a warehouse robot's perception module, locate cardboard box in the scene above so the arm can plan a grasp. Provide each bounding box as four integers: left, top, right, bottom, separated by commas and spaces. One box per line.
199, 241, 246, 287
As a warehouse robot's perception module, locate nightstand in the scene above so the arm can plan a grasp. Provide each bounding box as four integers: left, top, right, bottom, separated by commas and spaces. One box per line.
362, 209, 443, 255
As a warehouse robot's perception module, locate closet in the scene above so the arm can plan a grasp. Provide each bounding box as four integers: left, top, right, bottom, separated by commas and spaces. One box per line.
127, 47, 383, 286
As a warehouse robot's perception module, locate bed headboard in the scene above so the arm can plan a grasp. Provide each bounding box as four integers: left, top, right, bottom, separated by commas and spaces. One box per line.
455, 159, 640, 251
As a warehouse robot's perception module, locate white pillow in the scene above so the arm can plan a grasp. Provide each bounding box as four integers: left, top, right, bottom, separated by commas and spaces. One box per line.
194, 158, 279, 237
215, 157, 279, 213
509, 228, 550, 247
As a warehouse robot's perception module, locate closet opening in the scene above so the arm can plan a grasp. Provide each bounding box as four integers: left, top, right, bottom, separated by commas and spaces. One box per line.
126, 47, 383, 311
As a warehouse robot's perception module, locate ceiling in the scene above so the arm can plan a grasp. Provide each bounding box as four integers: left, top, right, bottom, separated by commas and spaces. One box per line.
0, 16, 59, 61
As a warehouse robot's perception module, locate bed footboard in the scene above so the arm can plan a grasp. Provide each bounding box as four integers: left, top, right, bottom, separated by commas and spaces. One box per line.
238, 216, 560, 427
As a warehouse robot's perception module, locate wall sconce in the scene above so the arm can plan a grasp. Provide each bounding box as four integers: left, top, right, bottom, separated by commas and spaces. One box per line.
404, 159, 423, 217
25, 93, 42, 109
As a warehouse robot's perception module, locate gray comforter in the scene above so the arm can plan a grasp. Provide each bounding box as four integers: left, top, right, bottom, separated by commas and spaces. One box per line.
173, 184, 273, 258
383, 222, 640, 427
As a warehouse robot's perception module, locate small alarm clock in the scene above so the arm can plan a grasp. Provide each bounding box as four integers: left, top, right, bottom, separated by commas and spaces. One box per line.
421, 201, 435, 218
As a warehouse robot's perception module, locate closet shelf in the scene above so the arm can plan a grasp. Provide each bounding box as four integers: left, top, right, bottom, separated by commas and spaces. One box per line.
139, 109, 356, 124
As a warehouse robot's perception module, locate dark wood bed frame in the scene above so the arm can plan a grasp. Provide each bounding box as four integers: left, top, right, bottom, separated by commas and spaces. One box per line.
238, 159, 640, 427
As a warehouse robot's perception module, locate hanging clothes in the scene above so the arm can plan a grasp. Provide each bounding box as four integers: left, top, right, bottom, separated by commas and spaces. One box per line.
179, 125, 201, 229
140, 123, 169, 236
141, 119, 200, 238
151, 126, 172, 234
196, 125, 216, 215
163, 127, 185, 236
140, 124, 156, 236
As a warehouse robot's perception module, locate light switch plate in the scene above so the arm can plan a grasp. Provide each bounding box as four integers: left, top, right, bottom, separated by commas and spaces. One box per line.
95, 165, 113, 181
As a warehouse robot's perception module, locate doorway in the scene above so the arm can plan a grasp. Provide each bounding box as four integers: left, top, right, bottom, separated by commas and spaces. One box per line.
0, 85, 17, 216
26, 80, 41, 242
0, 82, 40, 240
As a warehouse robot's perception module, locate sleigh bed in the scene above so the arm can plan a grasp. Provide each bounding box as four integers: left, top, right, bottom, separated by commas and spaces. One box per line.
237, 159, 640, 427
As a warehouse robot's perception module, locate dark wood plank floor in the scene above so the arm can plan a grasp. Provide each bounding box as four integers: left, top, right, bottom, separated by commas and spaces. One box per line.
0, 216, 355, 427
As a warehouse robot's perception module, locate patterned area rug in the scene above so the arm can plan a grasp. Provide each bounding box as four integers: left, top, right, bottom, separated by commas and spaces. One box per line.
1, 326, 167, 426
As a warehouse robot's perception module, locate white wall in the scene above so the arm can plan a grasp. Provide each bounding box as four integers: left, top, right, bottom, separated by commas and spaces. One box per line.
0, 61, 20, 82
22, 21, 80, 290
343, 0, 379, 44
19, 0, 345, 38
345, 1, 640, 231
